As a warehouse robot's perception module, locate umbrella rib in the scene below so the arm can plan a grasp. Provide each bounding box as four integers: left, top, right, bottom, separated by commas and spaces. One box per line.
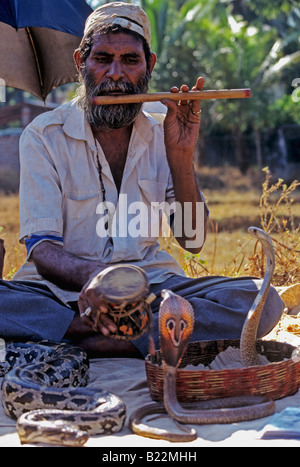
25, 27, 44, 100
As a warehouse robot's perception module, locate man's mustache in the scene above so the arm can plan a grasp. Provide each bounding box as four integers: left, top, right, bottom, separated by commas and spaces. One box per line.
92, 80, 140, 98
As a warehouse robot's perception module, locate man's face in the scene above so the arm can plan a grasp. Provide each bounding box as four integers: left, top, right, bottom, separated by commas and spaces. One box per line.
76, 32, 154, 130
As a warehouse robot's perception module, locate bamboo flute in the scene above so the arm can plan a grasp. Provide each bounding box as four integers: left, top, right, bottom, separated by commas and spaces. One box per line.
91, 88, 251, 105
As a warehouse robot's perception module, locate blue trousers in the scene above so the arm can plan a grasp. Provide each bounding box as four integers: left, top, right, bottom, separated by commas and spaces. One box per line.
0, 275, 284, 358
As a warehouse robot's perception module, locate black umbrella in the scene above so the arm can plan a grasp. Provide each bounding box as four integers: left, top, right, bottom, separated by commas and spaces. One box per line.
0, 0, 92, 101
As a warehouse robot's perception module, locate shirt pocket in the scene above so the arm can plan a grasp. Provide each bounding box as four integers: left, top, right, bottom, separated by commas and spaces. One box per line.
136, 179, 168, 241
62, 191, 102, 256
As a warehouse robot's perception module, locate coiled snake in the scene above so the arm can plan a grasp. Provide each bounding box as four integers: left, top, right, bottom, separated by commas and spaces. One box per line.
0, 265, 151, 446
129, 227, 276, 441
0, 341, 126, 446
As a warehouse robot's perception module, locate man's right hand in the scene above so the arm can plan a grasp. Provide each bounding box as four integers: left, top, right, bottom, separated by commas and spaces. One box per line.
78, 273, 118, 336
31, 241, 117, 336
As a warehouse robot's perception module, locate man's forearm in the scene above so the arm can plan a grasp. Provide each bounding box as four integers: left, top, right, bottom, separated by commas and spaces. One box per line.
31, 241, 107, 291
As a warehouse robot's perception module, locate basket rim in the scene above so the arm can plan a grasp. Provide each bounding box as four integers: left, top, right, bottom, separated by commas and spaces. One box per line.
145, 338, 298, 374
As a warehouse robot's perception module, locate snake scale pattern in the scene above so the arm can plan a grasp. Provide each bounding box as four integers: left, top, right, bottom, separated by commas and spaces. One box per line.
0, 341, 126, 446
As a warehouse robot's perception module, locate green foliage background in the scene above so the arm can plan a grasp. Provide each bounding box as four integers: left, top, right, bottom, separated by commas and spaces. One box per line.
87, 0, 300, 135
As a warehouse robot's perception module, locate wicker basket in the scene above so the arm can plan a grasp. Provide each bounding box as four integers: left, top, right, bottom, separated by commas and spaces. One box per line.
145, 339, 300, 402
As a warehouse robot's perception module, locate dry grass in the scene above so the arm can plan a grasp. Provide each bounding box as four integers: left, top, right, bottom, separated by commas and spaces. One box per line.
202, 167, 299, 283
0, 194, 25, 279
245, 168, 300, 286
162, 167, 300, 286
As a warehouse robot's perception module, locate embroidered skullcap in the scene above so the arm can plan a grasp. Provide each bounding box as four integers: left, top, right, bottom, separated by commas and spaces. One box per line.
83, 2, 151, 49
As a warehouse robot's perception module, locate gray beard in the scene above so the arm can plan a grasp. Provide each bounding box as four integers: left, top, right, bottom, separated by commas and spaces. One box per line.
76, 70, 150, 130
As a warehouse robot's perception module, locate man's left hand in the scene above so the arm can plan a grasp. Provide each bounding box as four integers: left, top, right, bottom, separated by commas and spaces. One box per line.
162, 77, 204, 159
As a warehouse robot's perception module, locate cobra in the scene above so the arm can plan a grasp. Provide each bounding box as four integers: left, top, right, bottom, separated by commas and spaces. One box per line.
129, 227, 276, 442
1, 341, 126, 446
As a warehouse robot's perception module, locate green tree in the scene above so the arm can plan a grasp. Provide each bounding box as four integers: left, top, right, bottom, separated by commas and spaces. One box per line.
246, 0, 299, 19
139, 0, 300, 171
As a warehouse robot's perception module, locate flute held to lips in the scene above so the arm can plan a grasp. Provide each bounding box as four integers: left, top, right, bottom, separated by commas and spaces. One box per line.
91, 88, 251, 105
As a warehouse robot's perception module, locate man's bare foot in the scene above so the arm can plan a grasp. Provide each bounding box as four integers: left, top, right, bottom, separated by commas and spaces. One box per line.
64, 312, 96, 337
75, 334, 144, 359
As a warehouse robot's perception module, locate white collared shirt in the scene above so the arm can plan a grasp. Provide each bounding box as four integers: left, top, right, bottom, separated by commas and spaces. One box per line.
13, 99, 185, 304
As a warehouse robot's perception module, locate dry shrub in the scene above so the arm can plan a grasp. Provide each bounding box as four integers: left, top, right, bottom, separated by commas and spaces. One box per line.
178, 167, 300, 286
244, 167, 300, 286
